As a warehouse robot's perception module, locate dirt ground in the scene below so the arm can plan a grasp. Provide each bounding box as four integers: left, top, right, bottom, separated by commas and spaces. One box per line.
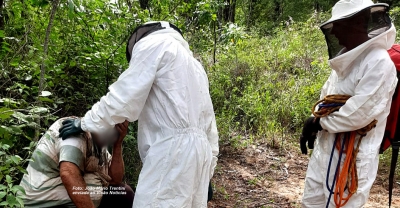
208, 143, 400, 208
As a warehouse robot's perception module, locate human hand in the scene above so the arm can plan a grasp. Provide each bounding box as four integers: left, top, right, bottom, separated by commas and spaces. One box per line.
114, 120, 129, 145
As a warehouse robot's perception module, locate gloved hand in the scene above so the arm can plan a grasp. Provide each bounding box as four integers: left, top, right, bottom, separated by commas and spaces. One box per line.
299, 117, 322, 155
207, 181, 213, 202
59, 118, 85, 140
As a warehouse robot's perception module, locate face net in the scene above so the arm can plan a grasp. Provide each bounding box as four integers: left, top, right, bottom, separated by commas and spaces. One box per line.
320, 6, 392, 60
125, 22, 164, 63
125, 22, 184, 63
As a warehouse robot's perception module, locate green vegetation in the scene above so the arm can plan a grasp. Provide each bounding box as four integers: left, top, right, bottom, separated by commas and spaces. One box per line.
0, 0, 400, 207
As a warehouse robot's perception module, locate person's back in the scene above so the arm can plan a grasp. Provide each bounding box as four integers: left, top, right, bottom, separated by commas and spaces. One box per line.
127, 25, 219, 208
134, 31, 217, 156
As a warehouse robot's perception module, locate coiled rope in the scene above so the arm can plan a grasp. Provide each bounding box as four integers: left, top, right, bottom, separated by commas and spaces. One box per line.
312, 94, 377, 208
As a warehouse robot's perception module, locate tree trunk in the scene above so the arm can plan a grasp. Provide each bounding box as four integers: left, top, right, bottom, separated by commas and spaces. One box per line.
35, 0, 60, 140
246, 0, 257, 29
139, 0, 149, 10
0, 0, 4, 46
125, 0, 132, 11
273, 0, 281, 22
223, 0, 236, 23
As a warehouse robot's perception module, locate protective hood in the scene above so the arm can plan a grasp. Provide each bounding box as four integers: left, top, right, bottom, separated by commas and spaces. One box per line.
328, 23, 396, 75
321, 0, 388, 26
126, 21, 183, 63
320, 0, 391, 60
145, 25, 193, 56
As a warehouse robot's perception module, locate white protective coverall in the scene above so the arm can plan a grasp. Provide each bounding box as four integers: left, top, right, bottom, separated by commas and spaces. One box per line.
302, 1, 398, 208
80, 22, 219, 207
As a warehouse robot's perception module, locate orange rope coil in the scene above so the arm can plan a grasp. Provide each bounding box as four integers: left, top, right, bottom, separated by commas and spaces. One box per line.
312, 94, 377, 208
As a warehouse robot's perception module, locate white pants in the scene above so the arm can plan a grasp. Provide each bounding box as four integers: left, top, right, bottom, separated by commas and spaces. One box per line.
133, 130, 213, 208
301, 147, 379, 208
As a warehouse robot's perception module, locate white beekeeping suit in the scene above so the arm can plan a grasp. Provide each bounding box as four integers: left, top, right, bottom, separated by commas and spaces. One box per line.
81, 21, 219, 207
302, 0, 397, 207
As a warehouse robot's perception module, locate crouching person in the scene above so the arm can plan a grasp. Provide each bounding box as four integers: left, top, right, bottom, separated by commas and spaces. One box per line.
18, 117, 134, 208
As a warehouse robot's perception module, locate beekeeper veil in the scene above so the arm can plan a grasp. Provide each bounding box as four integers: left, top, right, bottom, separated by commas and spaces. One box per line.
320, 0, 392, 59
125, 21, 183, 63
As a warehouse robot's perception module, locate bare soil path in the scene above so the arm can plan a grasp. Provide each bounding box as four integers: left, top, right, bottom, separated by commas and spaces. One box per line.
208, 143, 400, 208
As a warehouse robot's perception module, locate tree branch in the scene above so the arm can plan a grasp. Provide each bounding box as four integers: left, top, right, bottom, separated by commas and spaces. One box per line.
35, 0, 61, 141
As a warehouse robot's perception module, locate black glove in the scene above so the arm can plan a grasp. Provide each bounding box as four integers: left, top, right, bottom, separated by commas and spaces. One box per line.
299, 117, 322, 155
59, 118, 85, 140
207, 181, 213, 202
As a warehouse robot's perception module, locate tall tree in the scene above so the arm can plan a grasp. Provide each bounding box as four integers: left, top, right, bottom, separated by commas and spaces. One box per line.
139, 0, 149, 10
223, 0, 236, 23
36, 0, 60, 140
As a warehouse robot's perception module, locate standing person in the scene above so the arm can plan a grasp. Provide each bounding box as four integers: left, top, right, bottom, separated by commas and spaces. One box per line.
299, 0, 397, 207
59, 21, 219, 207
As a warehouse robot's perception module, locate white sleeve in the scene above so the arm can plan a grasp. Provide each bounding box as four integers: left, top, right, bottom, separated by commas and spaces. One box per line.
81, 40, 173, 133
320, 58, 397, 133
207, 112, 219, 179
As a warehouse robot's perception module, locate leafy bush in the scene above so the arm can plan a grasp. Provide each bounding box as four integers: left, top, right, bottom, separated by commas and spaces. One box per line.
0, 143, 34, 208
0, 100, 55, 207
207, 16, 331, 147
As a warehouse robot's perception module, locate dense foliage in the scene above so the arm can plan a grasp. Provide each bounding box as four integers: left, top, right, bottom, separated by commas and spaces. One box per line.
1, 0, 400, 207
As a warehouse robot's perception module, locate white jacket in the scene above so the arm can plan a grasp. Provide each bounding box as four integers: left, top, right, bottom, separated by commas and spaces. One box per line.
302, 24, 397, 208
80, 27, 219, 207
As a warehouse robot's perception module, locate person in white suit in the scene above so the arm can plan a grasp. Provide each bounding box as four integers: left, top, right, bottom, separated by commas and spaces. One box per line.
59, 21, 219, 208
299, 1, 397, 207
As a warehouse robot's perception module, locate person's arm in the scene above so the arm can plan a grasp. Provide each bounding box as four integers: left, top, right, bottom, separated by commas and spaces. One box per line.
60, 162, 95, 208
207, 111, 219, 179
57, 130, 93, 208
108, 121, 129, 185
320, 58, 398, 133
81, 39, 177, 133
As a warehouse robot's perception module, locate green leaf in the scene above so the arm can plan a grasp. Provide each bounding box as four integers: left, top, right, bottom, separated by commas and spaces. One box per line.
212, 14, 217, 21
0, 192, 6, 199
6, 194, 17, 206
6, 175, 12, 183
25, 75, 32, 81
9, 126, 22, 135
67, 0, 75, 11
39, 97, 54, 103
0, 108, 14, 120
2, 144, 10, 150
40, 91, 52, 97
10, 156, 22, 164
11, 185, 25, 195
17, 167, 28, 175
16, 196, 24, 207
10, 59, 19, 67
12, 112, 30, 124
0, 185, 7, 190
31, 0, 49, 7
0, 201, 8, 206
30, 107, 48, 114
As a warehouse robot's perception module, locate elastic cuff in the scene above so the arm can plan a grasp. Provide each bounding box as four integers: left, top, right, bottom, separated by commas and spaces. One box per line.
80, 117, 88, 132
315, 117, 322, 131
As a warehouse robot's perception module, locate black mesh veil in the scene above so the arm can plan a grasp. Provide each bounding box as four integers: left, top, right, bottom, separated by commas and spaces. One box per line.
125, 22, 183, 63
320, 5, 392, 60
